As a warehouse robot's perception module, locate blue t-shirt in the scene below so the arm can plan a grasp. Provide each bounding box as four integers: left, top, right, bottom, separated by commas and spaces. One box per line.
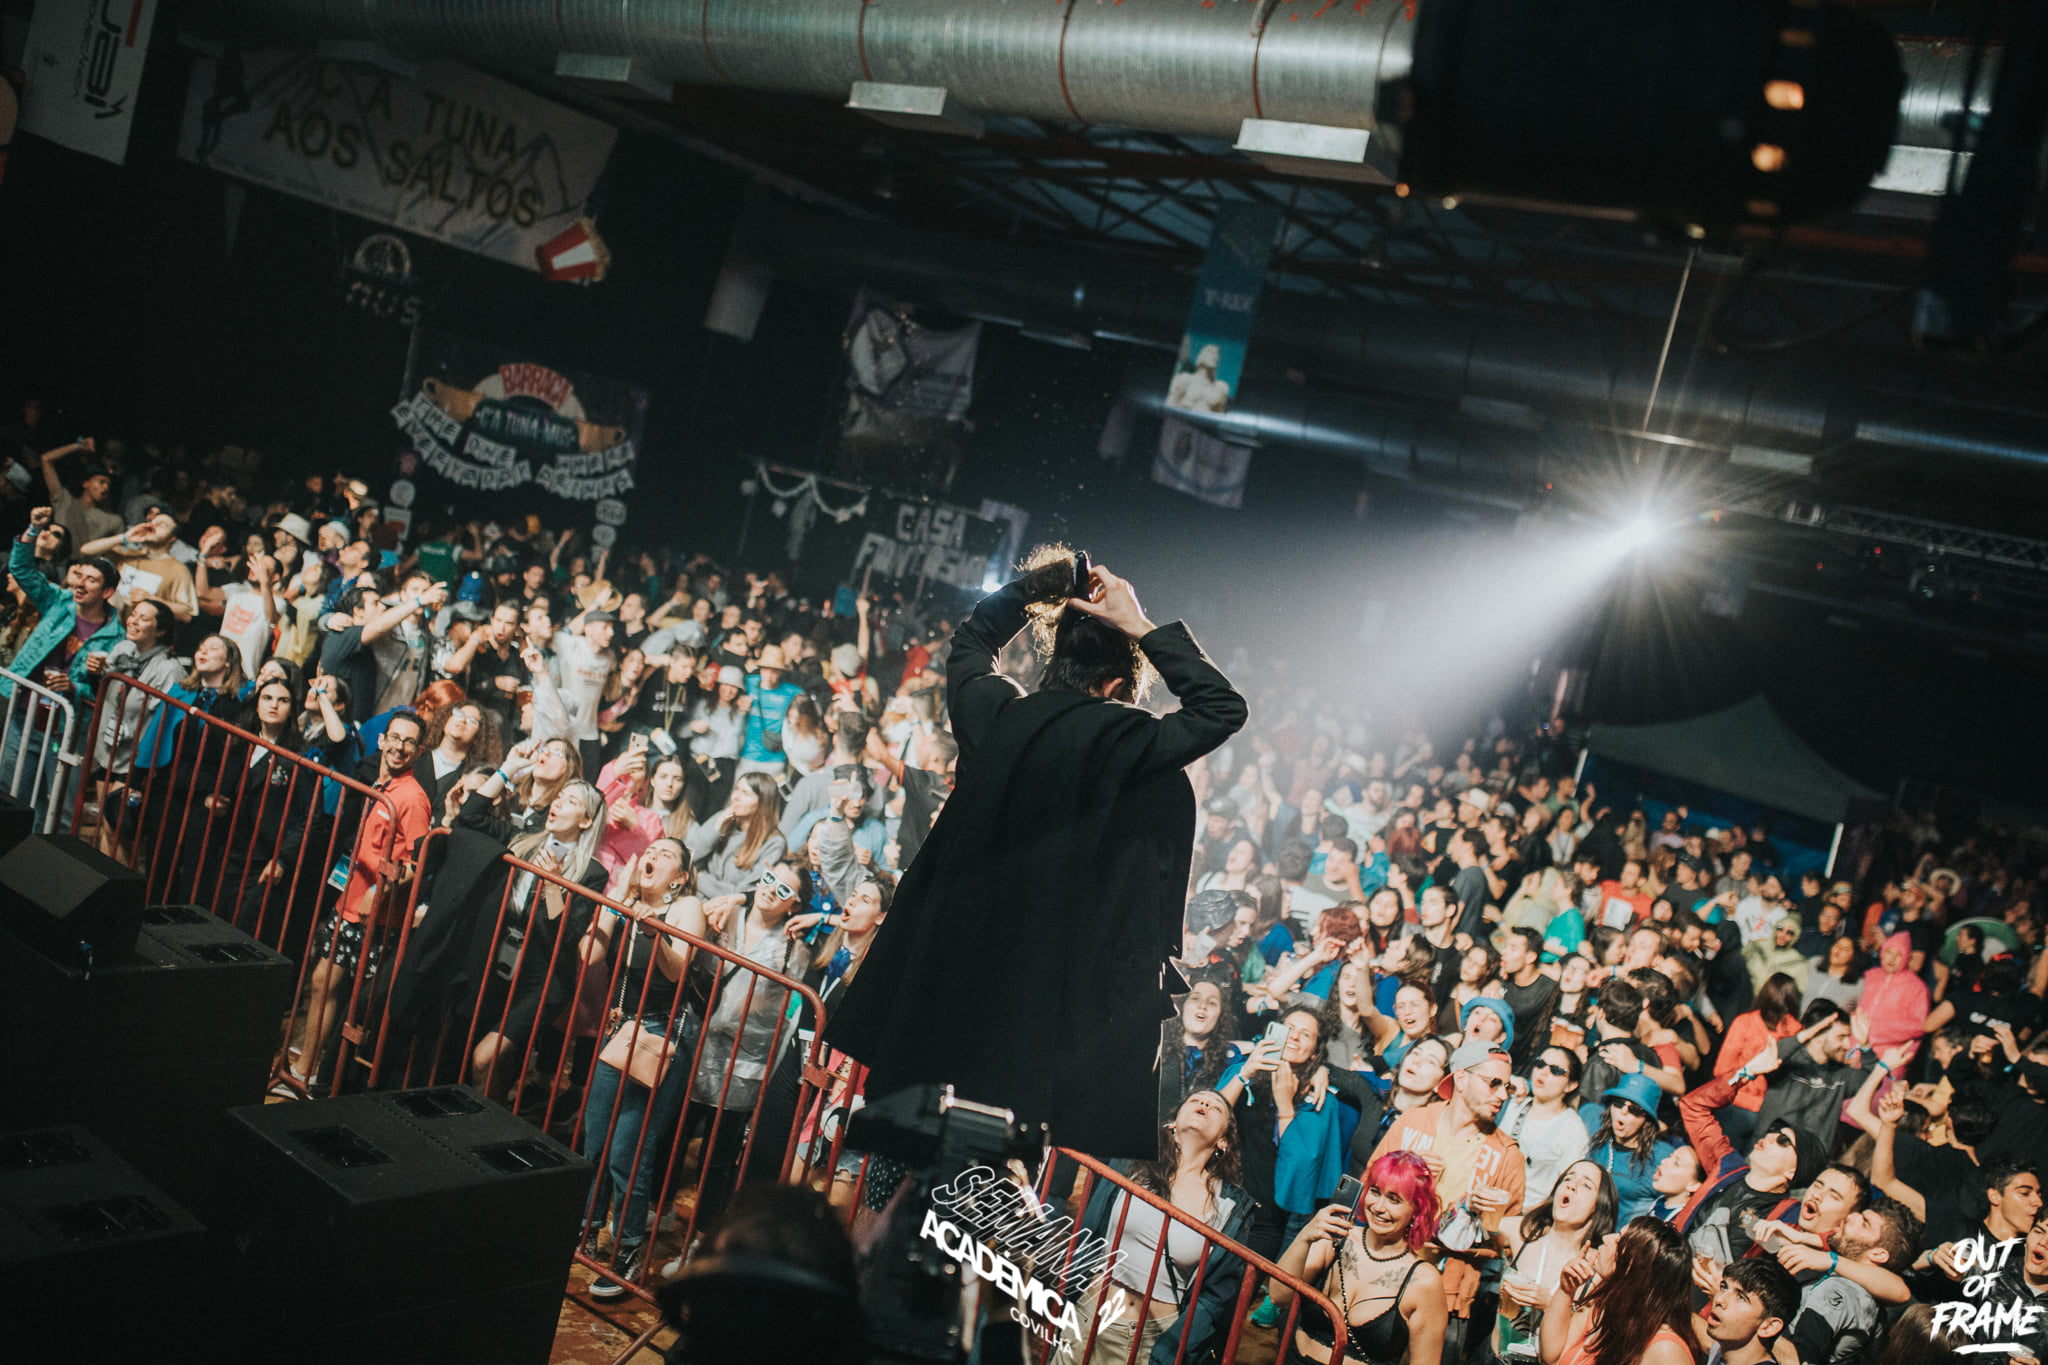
1544, 907, 1587, 962
1374, 971, 1402, 1017
1589, 1136, 1678, 1225
742, 675, 804, 762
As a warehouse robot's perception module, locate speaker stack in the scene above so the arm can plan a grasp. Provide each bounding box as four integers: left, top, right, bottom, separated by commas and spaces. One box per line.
218, 1085, 594, 1364
0, 1125, 208, 1352
0, 889, 295, 1211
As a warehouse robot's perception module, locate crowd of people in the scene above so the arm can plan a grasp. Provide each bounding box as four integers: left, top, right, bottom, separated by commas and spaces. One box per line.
4, 419, 2045, 1364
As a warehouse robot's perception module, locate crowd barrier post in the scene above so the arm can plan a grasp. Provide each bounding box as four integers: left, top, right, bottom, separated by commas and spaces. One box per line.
1051, 1148, 1348, 1365
0, 661, 80, 833
74, 672, 409, 1096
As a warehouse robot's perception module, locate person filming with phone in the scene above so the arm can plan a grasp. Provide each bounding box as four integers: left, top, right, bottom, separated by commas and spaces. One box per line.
827, 545, 1247, 1160
1271, 1150, 1449, 1365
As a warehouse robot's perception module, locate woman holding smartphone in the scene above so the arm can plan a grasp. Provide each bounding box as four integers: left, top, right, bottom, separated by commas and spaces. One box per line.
1272, 1150, 1448, 1365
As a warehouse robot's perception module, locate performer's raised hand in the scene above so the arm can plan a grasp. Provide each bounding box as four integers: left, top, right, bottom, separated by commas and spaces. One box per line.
1066, 565, 1156, 639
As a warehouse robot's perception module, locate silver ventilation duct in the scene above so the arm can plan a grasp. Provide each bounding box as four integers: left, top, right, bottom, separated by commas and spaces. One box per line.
204, 0, 1987, 153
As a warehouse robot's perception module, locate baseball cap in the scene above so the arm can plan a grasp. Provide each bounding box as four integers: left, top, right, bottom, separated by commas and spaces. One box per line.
1436, 1040, 1512, 1100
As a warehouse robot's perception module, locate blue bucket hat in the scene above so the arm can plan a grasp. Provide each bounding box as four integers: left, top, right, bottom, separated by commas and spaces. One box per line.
1460, 996, 1516, 1053
1599, 1071, 1662, 1119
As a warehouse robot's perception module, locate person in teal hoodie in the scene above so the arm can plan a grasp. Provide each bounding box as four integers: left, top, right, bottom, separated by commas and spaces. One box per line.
1, 508, 123, 828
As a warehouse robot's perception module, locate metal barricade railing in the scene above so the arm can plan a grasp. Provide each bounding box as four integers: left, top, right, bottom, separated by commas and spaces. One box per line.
368, 832, 835, 1364
0, 660, 81, 833
76, 672, 412, 1096
68, 677, 1342, 1365
1047, 1150, 1350, 1365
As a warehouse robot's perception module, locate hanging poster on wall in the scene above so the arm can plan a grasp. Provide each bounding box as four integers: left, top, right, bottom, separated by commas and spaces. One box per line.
391, 328, 646, 527
1164, 203, 1281, 416
178, 51, 616, 272
19, 0, 161, 166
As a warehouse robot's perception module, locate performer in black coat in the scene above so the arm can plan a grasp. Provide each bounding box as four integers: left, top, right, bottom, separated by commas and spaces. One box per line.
827, 553, 1246, 1159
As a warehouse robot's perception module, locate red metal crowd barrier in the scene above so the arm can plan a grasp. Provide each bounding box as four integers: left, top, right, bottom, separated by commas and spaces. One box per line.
1048, 1149, 1349, 1365
70, 674, 1346, 1365
74, 673, 840, 1364
77, 672, 412, 1095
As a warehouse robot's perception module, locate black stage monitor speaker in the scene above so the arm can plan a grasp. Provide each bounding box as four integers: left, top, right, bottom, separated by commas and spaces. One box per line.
0, 1125, 208, 1352
0, 833, 144, 966
0, 905, 295, 1210
219, 1087, 593, 1364
0, 787, 34, 857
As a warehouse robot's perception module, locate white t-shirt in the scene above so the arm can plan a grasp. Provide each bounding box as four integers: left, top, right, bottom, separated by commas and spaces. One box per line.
550, 632, 611, 742
1500, 1100, 1591, 1207
1733, 895, 1785, 944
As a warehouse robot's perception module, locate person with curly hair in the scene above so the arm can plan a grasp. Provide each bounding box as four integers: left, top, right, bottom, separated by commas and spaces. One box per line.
1273, 1150, 1449, 1365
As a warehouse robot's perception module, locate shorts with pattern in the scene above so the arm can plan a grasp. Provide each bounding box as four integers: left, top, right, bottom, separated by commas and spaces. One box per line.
313, 911, 381, 978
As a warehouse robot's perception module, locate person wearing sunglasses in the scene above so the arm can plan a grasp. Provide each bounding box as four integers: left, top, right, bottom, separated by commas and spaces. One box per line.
678, 857, 815, 1231
1671, 1042, 1822, 1268
1586, 1073, 1679, 1225
1500, 1048, 1592, 1208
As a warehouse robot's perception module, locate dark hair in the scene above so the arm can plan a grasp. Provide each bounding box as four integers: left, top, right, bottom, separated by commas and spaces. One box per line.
1983, 1160, 2040, 1200
657, 1183, 866, 1365
1579, 1217, 1695, 1365
1539, 1045, 1584, 1098
1585, 925, 1624, 968
1518, 1159, 1618, 1249
1721, 1259, 1800, 1341
1625, 968, 1676, 1027
1799, 997, 1844, 1029
238, 674, 307, 753
1325, 835, 1359, 862
831, 709, 873, 755
78, 554, 119, 594
1982, 956, 2027, 997
1509, 926, 1544, 959
1136, 1089, 1244, 1196
1863, 1196, 1923, 1269
1596, 978, 1644, 1032
384, 708, 425, 741
335, 583, 369, 617
1317, 814, 1351, 843
1589, 1101, 1662, 1173
1876, 1304, 1968, 1365
1819, 1162, 1871, 1215
1755, 973, 1803, 1031
35, 519, 72, 562
1951, 1096, 1997, 1148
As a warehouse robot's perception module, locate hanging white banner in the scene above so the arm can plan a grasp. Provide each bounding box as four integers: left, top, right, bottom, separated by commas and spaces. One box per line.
178, 51, 617, 272
20, 0, 162, 166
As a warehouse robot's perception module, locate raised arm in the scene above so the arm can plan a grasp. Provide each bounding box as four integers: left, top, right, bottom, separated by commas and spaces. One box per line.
1868, 1085, 1925, 1219
1067, 566, 1247, 777
943, 576, 1032, 750
40, 442, 79, 502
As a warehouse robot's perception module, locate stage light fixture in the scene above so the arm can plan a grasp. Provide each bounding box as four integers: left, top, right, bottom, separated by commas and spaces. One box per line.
1386, 0, 1904, 230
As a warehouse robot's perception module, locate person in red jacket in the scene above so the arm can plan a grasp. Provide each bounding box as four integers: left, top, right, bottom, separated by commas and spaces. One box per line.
283, 710, 434, 1094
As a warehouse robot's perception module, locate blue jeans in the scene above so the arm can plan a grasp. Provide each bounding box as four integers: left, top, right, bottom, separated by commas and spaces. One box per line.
580, 1011, 697, 1252
0, 709, 75, 833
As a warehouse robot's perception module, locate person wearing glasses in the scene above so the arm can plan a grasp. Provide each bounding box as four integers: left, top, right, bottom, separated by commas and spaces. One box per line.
283, 708, 433, 1096
1499, 1047, 1592, 1207
682, 857, 815, 1227
828, 549, 1246, 1161
1670, 1043, 1823, 1267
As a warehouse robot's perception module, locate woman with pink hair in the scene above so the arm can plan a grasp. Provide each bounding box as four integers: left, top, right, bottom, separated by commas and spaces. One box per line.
1273, 1150, 1449, 1365
1860, 932, 1929, 1060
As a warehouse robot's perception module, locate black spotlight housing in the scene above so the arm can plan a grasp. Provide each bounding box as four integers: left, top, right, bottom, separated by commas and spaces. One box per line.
1387, 0, 1905, 229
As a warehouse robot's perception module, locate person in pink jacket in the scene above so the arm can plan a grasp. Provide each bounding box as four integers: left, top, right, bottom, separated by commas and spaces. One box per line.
594, 736, 696, 894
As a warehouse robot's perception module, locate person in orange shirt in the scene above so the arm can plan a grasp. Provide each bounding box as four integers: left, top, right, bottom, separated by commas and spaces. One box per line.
282, 709, 434, 1094
1371, 1040, 1527, 1361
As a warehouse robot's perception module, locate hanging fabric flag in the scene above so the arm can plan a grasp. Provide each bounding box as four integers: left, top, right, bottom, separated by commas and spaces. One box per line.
1165, 202, 1281, 416
1154, 416, 1252, 510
